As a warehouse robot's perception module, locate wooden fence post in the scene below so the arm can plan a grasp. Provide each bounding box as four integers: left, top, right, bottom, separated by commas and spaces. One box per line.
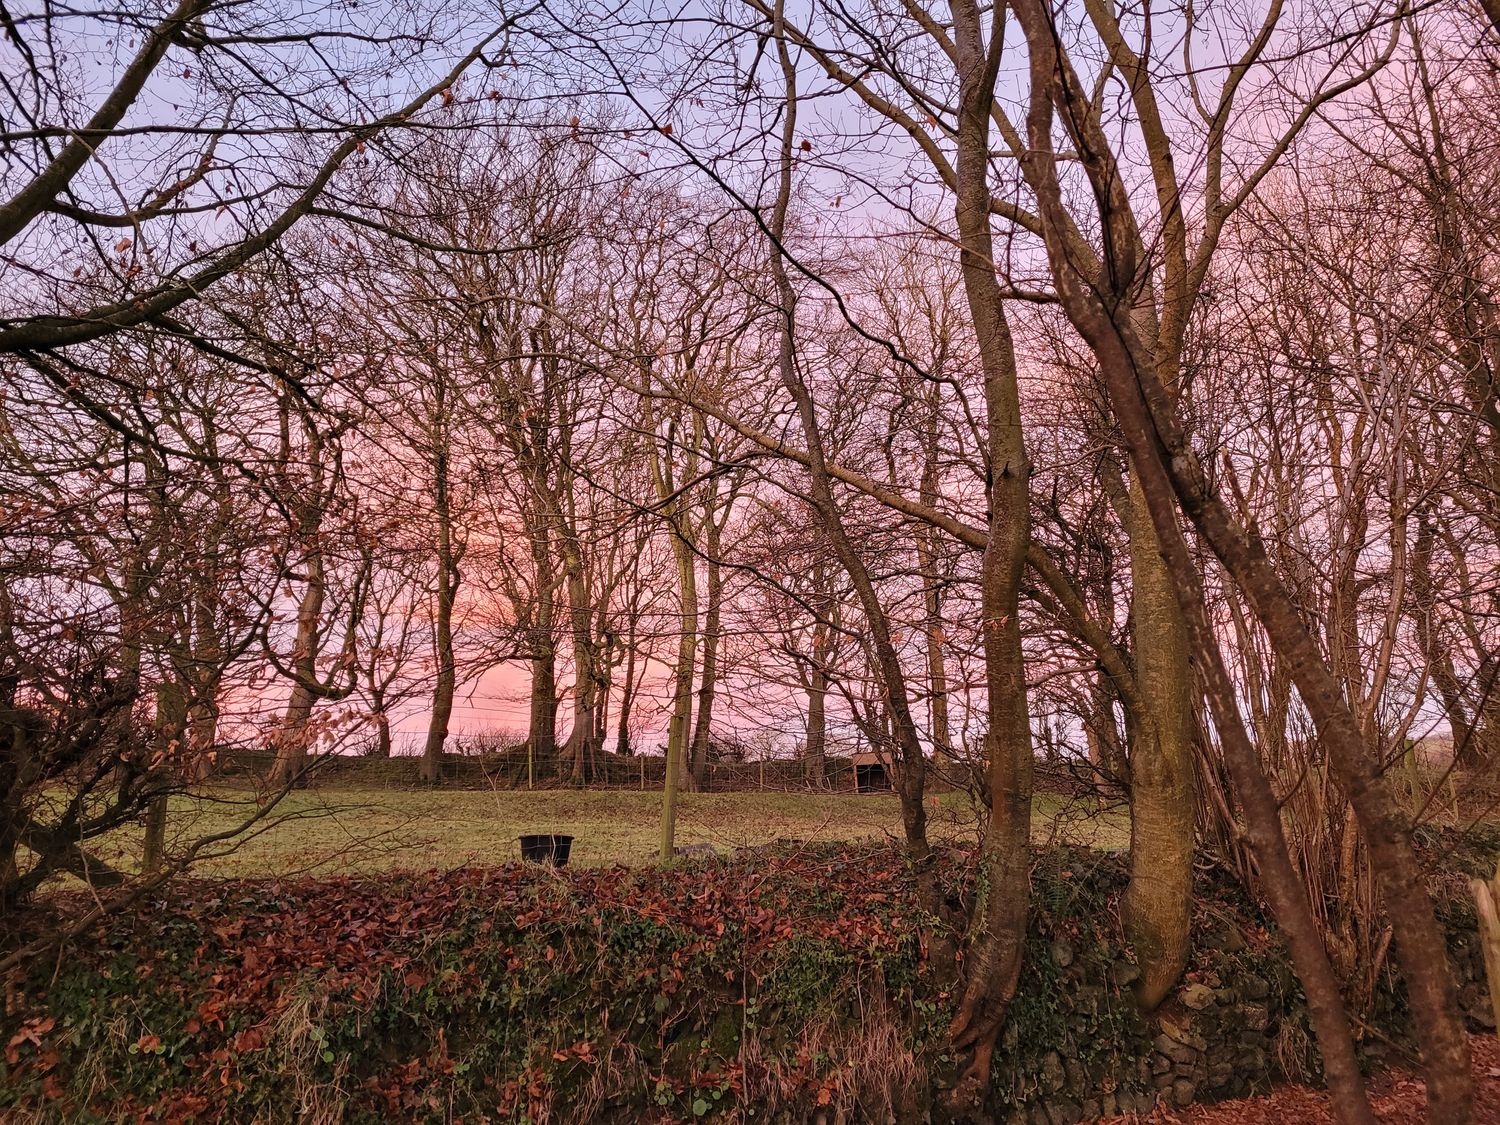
1472, 860, 1500, 1040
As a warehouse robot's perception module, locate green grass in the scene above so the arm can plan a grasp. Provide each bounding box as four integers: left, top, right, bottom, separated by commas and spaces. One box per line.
81, 787, 1129, 880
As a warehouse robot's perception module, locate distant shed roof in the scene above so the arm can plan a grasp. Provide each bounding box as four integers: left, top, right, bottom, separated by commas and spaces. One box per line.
851, 750, 895, 767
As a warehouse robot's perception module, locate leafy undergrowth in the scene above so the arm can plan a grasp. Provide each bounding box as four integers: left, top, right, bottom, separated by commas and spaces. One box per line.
0, 843, 1165, 1123
0, 840, 1442, 1124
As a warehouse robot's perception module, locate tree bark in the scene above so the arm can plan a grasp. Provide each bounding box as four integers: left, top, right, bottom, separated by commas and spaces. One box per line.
660, 536, 698, 858
421, 442, 458, 785
944, 1, 1035, 1103
269, 553, 325, 788
142, 682, 187, 874
689, 540, 722, 788
371, 693, 393, 759
561, 563, 598, 783
1123, 478, 1196, 1010
616, 631, 639, 757
528, 521, 559, 765
804, 621, 829, 784
917, 426, 952, 759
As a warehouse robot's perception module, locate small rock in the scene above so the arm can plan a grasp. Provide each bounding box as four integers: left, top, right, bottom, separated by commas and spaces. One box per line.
1041, 1050, 1066, 1093
1211, 925, 1248, 953
1153, 1033, 1198, 1067
1179, 982, 1216, 1010
1157, 1014, 1207, 1051
1241, 1003, 1269, 1032
1063, 1055, 1084, 1091
1111, 960, 1141, 987
1172, 1078, 1196, 1107
1050, 938, 1075, 967
1242, 974, 1270, 1000
1462, 983, 1497, 1028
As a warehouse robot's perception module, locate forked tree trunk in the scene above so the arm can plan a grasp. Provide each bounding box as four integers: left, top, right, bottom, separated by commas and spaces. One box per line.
944, 2, 1035, 1104
1130, 327, 1471, 1122
1010, 10, 1467, 1113
269, 558, 326, 789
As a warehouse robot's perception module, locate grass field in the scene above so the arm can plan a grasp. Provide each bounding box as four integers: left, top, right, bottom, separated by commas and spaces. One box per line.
87, 787, 1130, 879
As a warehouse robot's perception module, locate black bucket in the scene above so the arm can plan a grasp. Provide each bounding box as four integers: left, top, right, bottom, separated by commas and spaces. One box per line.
519, 834, 573, 866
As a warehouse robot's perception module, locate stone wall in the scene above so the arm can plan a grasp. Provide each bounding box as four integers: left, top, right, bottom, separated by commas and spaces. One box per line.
989, 873, 1490, 1124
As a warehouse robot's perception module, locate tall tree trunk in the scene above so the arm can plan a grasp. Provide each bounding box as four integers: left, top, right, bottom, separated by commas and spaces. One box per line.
804, 623, 829, 784
1085, 671, 1128, 791
689, 543, 722, 789
594, 656, 612, 750
766, 29, 930, 867
1123, 479, 1196, 1010
143, 681, 187, 875
616, 632, 638, 757
370, 689, 392, 758
269, 551, 326, 789
659, 536, 697, 858
185, 549, 222, 783
915, 517, 952, 758
917, 412, 951, 758
1411, 515, 1474, 765
561, 560, 597, 783
528, 523, 559, 766
1011, 11, 1388, 1118
421, 446, 457, 785
944, 3, 1035, 1103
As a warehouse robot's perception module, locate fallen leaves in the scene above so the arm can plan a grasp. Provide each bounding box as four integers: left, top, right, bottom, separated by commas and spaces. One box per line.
1106, 1036, 1500, 1124
6, 1016, 55, 1064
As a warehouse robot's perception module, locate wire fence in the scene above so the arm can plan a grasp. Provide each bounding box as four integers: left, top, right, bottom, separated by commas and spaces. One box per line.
215, 748, 985, 793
